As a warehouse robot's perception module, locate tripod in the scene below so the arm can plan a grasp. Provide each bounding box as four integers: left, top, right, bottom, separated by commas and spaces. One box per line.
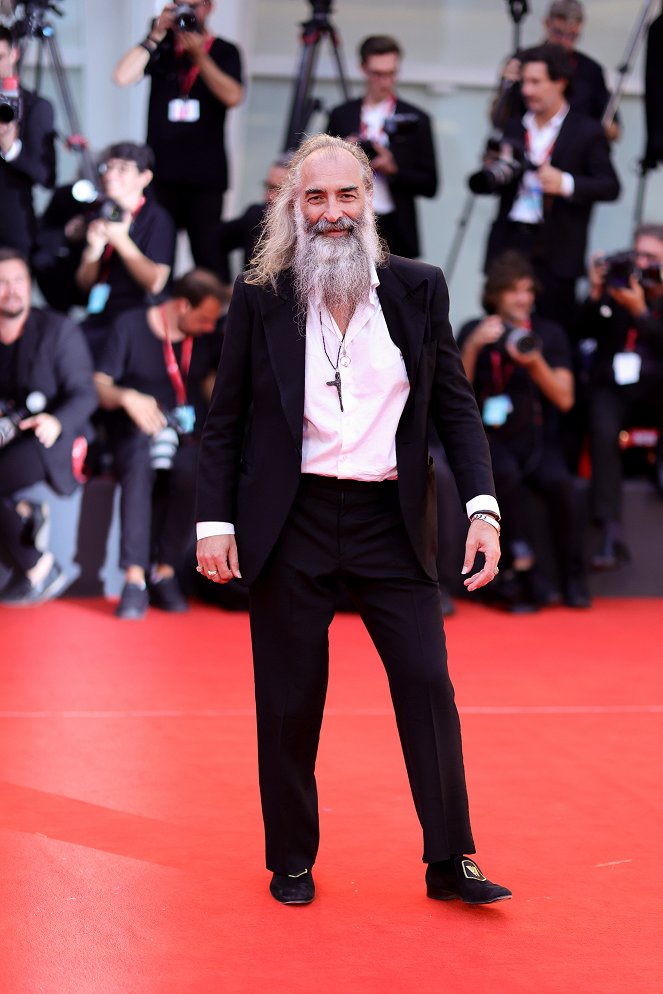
282, 0, 351, 152
13, 0, 100, 198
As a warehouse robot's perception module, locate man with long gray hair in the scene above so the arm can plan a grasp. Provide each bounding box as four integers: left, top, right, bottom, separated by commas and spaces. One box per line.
195, 134, 511, 907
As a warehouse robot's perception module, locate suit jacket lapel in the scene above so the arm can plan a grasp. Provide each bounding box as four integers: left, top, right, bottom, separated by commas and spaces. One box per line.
259, 271, 306, 454
376, 264, 428, 397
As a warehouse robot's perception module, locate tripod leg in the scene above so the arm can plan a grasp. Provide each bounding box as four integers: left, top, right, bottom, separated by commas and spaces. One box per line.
283, 34, 322, 151
44, 34, 97, 184
327, 28, 351, 104
633, 170, 649, 228
444, 192, 477, 283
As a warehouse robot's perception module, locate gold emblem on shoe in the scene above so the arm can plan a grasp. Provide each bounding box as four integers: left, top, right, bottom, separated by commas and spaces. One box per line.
461, 859, 487, 881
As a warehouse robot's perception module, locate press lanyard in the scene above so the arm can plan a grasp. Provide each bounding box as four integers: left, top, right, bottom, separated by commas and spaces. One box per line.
97, 197, 146, 283
175, 36, 214, 98
623, 328, 638, 353
490, 350, 513, 394
160, 305, 192, 407
524, 129, 557, 167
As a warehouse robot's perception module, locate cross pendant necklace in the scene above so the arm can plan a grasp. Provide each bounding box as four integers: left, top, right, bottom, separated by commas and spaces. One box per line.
320, 310, 345, 412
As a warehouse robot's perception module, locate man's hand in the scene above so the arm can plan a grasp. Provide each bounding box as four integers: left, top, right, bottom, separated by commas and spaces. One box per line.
178, 31, 206, 60
19, 413, 62, 449
121, 389, 166, 435
371, 146, 398, 176
608, 275, 648, 318
85, 218, 112, 258
504, 339, 542, 368
468, 315, 504, 350
103, 212, 133, 251
0, 121, 19, 155
501, 56, 521, 85
197, 535, 242, 583
461, 519, 501, 592
152, 3, 177, 41
538, 163, 564, 196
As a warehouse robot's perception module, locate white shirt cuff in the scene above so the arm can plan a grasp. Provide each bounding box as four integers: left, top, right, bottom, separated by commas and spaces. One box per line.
560, 172, 575, 198
1, 139, 22, 162
466, 495, 501, 520
196, 521, 235, 539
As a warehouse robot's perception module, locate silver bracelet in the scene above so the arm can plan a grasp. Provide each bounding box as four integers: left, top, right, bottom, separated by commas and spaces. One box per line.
470, 512, 501, 533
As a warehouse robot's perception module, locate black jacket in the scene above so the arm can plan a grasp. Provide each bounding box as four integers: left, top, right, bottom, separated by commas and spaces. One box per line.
485, 109, 620, 280
9, 309, 97, 494
326, 98, 438, 258
196, 256, 495, 586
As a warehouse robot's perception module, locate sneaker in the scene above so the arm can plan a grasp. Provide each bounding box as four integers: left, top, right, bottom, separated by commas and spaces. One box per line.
0, 560, 67, 607
115, 582, 149, 620
149, 574, 188, 613
19, 501, 50, 553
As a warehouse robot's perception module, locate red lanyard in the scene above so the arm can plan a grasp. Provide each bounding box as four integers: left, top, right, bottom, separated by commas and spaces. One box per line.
98, 197, 146, 283
175, 35, 214, 98
524, 128, 557, 167
624, 328, 638, 353
490, 350, 513, 394
160, 305, 192, 407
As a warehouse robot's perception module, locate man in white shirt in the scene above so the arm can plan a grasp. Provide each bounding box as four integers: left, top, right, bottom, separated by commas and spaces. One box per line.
195, 134, 510, 908
483, 43, 620, 334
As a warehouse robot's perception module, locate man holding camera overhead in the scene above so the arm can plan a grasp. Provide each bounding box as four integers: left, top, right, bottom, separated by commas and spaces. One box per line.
327, 34, 438, 259
578, 225, 663, 570
482, 43, 620, 335
0, 25, 56, 259
113, 2, 244, 277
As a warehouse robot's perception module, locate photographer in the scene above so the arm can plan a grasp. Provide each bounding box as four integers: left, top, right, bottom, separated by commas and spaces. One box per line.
482, 43, 620, 335
76, 142, 176, 361
326, 35, 438, 258
580, 225, 663, 569
0, 26, 56, 258
112, 2, 244, 276
492, 1, 619, 142
0, 248, 96, 607
458, 251, 590, 609
219, 155, 290, 275
93, 269, 229, 620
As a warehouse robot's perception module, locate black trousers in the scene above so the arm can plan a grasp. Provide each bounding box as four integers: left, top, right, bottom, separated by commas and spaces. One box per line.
589, 380, 663, 524
0, 435, 48, 573
152, 182, 227, 279
109, 426, 198, 571
248, 474, 474, 875
489, 438, 586, 585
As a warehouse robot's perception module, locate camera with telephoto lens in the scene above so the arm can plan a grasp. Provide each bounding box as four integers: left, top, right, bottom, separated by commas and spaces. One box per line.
148, 407, 194, 470
0, 391, 47, 448
604, 251, 663, 291
0, 77, 22, 125
498, 324, 539, 357
468, 135, 534, 195
173, 3, 201, 32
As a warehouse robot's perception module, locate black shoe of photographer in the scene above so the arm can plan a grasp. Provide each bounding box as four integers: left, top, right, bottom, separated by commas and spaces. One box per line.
521, 566, 561, 608
269, 869, 315, 905
426, 856, 512, 906
149, 574, 189, 613
563, 576, 592, 609
115, 582, 149, 620
591, 531, 631, 571
485, 568, 537, 614
18, 500, 50, 553
0, 558, 67, 607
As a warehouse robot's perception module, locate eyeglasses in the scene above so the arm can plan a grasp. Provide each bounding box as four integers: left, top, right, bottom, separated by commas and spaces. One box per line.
365, 69, 398, 79
99, 161, 140, 176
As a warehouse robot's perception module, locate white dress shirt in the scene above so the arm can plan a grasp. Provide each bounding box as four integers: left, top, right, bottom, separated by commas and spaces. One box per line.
509, 103, 574, 225
360, 100, 396, 216
196, 265, 499, 539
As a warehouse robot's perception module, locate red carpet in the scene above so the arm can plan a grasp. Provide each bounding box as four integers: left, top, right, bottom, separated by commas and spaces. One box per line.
0, 598, 661, 993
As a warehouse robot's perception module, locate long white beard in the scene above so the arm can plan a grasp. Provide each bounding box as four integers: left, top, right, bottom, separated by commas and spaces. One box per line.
292, 204, 380, 318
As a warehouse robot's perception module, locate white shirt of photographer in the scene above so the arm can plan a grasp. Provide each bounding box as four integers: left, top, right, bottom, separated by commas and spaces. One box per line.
361, 100, 396, 216
509, 103, 574, 224
196, 263, 500, 539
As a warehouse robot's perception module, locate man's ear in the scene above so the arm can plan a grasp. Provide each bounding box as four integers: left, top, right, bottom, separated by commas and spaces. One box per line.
141, 169, 154, 190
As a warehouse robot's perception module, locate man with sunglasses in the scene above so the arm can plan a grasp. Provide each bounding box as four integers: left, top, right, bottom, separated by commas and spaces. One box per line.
113, 2, 244, 278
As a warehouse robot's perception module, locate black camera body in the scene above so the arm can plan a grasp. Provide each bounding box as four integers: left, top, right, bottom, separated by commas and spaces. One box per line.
468, 136, 534, 195
0, 391, 47, 449
384, 113, 419, 139
499, 324, 539, 357
173, 4, 202, 32
604, 251, 662, 291
0, 79, 22, 125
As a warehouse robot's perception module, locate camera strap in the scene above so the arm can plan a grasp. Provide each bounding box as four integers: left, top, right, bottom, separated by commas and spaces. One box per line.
175, 36, 214, 98
160, 306, 193, 408
624, 328, 638, 352
490, 350, 514, 394
96, 196, 146, 283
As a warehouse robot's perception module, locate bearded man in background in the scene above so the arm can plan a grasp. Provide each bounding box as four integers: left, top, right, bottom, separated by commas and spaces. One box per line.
194, 134, 511, 907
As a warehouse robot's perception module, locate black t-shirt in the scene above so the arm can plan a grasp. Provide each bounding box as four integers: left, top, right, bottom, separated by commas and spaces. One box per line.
97, 308, 222, 435
457, 315, 572, 446
145, 34, 243, 190
0, 339, 19, 407
94, 196, 176, 319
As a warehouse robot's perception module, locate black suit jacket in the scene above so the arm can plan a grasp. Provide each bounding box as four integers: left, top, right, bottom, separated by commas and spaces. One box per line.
485, 110, 620, 280
10, 309, 97, 494
0, 88, 56, 256
326, 98, 438, 258
196, 256, 495, 586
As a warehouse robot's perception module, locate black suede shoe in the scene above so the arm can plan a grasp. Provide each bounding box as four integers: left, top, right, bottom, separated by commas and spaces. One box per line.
149, 574, 189, 613
563, 577, 592, 608
115, 582, 149, 620
591, 531, 631, 571
426, 856, 512, 905
269, 869, 315, 905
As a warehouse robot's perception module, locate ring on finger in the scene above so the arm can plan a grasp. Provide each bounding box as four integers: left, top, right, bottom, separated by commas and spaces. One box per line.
207, 570, 218, 576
